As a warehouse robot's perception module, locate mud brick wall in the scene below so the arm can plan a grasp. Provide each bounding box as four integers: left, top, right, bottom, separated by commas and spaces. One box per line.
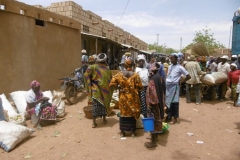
44, 1, 148, 50
0, 0, 81, 94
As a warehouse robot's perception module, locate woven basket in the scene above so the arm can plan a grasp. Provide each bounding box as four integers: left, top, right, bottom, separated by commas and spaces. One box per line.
83, 105, 93, 119
9, 114, 26, 126
191, 42, 209, 56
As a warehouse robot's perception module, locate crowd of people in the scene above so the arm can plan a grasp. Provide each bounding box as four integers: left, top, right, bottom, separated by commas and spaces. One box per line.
81, 50, 240, 148
204, 55, 240, 106
83, 51, 191, 148
3, 50, 238, 149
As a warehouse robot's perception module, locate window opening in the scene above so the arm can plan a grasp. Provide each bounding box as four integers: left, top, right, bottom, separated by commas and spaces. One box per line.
102, 32, 106, 37
35, 19, 45, 27
0, 5, 5, 10
83, 25, 89, 33
59, 20, 63, 24
49, 18, 54, 22
20, 9, 25, 15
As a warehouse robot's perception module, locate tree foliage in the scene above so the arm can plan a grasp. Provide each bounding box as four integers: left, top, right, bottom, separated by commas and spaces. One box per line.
148, 43, 177, 55
182, 28, 225, 55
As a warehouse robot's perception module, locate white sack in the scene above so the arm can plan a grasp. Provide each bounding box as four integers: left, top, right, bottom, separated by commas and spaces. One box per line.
52, 91, 65, 118
211, 72, 228, 84
201, 72, 228, 85
43, 90, 53, 103
200, 74, 215, 85
237, 83, 240, 93
9, 91, 27, 114
0, 121, 34, 152
0, 94, 17, 117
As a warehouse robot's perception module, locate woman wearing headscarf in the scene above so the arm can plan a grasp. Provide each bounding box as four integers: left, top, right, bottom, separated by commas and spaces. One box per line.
227, 63, 240, 106
145, 62, 166, 148
135, 54, 149, 118
119, 52, 131, 71
25, 80, 57, 129
109, 57, 143, 137
84, 53, 113, 128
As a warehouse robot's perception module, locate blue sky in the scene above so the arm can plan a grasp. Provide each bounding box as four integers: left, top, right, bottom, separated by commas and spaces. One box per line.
19, 0, 240, 50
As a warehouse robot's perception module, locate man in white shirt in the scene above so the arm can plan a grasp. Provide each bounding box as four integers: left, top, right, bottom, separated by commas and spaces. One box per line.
165, 53, 191, 124
217, 55, 231, 100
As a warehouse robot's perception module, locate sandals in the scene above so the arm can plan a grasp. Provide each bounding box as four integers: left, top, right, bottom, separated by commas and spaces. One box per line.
131, 132, 136, 138
120, 131, 125, 137
92, 123, 97, 128
103, 120, 107, 125
144, 142, 157, 148
170, 118, 177, 124
34, 124, 43, 130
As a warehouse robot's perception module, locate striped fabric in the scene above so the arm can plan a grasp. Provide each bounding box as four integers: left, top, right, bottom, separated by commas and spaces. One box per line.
84, 63, 113, 115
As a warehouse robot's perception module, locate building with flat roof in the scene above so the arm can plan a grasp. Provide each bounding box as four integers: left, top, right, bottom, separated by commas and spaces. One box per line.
0, 0, 81, 94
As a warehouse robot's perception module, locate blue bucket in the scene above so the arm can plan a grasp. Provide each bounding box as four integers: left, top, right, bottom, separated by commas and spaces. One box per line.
142, 117, 154, 132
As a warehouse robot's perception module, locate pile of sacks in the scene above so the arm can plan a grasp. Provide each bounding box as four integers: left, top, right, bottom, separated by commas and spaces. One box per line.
0, 90, 65, 152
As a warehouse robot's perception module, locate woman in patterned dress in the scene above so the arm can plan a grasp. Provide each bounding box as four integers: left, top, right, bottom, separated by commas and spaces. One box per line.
110, 58, 143, 137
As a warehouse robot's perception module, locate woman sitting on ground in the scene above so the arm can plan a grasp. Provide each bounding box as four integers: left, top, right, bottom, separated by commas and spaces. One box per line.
25, 80, 57, 129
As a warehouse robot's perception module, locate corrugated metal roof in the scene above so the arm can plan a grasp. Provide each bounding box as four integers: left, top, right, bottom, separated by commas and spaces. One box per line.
81, 32, 107, 39
139, 50, 152, 55
121, 44, 133, 48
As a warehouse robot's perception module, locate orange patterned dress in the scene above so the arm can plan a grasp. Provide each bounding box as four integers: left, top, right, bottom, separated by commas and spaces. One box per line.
110, 72, 143, 119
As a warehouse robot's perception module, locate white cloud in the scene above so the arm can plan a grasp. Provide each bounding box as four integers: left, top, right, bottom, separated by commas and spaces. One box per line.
99, 11, 232, 49
103, 12, 232, 32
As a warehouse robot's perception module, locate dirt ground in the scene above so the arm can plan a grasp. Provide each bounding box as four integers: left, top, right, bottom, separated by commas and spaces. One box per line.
1, 92, 240, 160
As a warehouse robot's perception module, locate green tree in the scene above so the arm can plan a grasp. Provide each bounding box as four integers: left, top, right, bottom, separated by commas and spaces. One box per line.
148, 43, 177, 55
148, 43, 163, 52
182, 28, 225, 55
165, 48, 177, 55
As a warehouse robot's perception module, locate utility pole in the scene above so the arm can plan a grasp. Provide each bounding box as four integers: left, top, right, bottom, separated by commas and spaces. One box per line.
180, 37, 182, 51
157, 34, 159, 53
228, 26, 232, 55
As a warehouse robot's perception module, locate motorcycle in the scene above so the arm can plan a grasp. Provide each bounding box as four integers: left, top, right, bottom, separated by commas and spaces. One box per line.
59, 67, 85, 105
